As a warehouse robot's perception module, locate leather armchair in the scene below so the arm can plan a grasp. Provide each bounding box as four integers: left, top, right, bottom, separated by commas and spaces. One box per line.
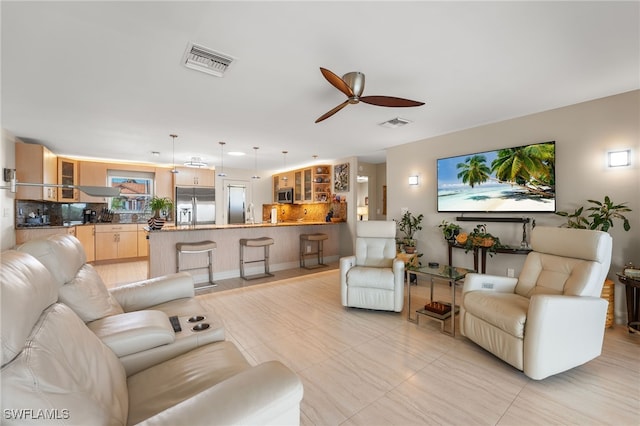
340, 221, 404, 312
1, 250, 303, 425
460, 226, 612, 380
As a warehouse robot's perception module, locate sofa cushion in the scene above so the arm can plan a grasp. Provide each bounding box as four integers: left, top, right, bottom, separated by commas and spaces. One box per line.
16, 234, 87, 290
463, 291, 529, 338
126, 340, 250, 425
1, 251, 58, 366
58, 264, 124, 322
1, 303, 129, 425
346, 266, 396, 290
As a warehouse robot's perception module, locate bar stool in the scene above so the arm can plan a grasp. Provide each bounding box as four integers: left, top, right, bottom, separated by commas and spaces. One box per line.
299, 233, 328, 269
176, 240, 217, 289
239, 237, 275, 280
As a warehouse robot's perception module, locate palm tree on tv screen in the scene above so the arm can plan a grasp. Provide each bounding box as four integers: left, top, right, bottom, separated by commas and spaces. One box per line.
456, 155, 491, 188
491, 143, 555, 197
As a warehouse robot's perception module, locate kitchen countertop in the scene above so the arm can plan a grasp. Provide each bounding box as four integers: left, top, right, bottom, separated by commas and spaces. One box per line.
155, 221, 344, 232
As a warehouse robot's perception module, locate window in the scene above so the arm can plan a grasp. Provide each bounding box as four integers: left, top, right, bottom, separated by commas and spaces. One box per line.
107, 170, 154, 213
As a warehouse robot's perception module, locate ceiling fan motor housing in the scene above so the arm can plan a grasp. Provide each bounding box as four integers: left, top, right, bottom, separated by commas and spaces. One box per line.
342, 72, 365, 101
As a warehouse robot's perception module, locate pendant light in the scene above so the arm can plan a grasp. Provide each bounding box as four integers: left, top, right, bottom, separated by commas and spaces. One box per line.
217, 141, 227, 177
170, 134, 179, 174
251, 147, 260, 179
281, 151, 288, 184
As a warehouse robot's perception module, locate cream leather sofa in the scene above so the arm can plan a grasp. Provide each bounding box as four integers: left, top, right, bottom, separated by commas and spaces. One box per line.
340, 220, 405, 312
16, 234, 223, 375
460, 226, 613, 380
2, 249, 304, 425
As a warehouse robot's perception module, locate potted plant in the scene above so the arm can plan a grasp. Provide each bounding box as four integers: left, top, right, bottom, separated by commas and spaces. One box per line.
456, 224, 503, 256
148, 196, 172, 230
438, 220, 462, 242
398, 211, 424, 254
556, 196, 631, 232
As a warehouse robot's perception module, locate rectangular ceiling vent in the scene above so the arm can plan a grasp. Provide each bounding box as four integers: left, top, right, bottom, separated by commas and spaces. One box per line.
379, 117, 412, 129
182, 42, 235, 77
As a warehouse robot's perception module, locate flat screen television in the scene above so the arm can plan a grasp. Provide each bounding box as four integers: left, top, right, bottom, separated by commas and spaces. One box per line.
437, 141, 556, 213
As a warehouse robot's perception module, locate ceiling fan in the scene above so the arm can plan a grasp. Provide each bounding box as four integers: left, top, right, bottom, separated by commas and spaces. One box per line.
315, 67, 425, 123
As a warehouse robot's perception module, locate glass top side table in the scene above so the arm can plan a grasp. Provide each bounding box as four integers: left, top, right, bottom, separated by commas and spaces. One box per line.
406, 264, 475, 336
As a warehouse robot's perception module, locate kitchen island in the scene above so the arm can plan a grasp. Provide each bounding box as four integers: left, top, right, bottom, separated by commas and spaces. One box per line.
147, 221, 345, 282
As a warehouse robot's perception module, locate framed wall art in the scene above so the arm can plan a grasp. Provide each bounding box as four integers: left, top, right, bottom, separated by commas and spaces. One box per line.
334, 162, 349, 192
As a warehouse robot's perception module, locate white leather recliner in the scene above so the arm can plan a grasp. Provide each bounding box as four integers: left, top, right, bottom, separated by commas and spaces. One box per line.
340, 221, 404, 312
460, 226, 613, 380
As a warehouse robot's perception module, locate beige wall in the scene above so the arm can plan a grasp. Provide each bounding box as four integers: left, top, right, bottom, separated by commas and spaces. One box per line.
387, 90, 639, 323
1, 129, 16, 249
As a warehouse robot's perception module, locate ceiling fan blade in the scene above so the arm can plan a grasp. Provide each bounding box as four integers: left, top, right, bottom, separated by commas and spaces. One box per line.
360, 96, 425, 107
319, 67, 354, 98
315, 100, 350, 123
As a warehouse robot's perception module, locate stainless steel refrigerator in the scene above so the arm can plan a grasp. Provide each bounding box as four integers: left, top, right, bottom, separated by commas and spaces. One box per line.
175, 187, 215, 225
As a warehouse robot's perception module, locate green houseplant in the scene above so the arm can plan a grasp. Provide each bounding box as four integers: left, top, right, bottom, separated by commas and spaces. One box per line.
398, 211, 424, 254
149, 196, 172, 219
438, 220, 462, 242
556, 196, 631, 232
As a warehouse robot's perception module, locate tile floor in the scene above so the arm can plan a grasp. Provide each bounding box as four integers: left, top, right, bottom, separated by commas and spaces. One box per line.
96, 261, 640, 426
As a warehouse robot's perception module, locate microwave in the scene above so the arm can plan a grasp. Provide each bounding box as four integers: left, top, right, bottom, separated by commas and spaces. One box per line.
277, 187, 294, 203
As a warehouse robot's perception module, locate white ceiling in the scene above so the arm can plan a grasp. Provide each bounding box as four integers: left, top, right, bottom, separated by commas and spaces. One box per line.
2, 1, 638, 172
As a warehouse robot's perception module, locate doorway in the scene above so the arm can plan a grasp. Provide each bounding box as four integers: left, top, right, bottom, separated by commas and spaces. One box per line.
356, 176, 369, 221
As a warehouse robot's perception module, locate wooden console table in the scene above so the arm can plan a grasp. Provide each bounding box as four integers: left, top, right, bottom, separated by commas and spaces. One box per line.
616, 273, 640, 333
447, 242, 531, 274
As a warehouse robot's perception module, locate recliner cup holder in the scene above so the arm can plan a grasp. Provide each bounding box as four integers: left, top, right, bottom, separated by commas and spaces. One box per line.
188, 315, 206, 323
192, 323, 210, 332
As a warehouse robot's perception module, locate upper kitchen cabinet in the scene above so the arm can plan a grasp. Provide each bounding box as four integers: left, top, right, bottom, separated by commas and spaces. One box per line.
78, 161, 108, 203
294, 168, 313, 203
154, 167, 174, 199
15, 140, 57, 201
173, 167, 214, 187
57, 157, 79, 202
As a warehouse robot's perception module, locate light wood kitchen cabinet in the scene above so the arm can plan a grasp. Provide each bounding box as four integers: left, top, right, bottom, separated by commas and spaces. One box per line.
137, 224, 148, 257
15, 226, 75, 245
95, 224, 138, 261
57, 157, 79, 202
154, 167, 174, 199
173, 167, 215, 187
15, 140, 58, 201
294, 168, 313, 203
75, 225, 95, 262
79, 161, 108, 203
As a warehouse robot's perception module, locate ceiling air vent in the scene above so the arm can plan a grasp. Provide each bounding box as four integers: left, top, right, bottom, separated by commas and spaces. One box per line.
182, 42, 235, 77
379, 117, 412, 129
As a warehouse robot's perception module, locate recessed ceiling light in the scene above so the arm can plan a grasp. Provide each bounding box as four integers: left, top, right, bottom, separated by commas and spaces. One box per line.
228, 151, 245, 156
151, 151, 160, 157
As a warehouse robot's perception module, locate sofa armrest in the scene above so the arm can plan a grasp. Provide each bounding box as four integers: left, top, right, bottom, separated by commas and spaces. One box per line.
462, 273, 518, 294
524, 294, 608, 380
109, 272, 195, 312
87, 310, 175, 357
138, 361, 303, 426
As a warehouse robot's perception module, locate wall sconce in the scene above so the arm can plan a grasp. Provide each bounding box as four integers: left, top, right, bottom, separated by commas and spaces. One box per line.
408, 175, 419, 186
608, 149, 630, 167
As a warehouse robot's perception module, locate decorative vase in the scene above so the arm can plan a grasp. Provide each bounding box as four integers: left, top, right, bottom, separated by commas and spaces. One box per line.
147, 217, 165, 230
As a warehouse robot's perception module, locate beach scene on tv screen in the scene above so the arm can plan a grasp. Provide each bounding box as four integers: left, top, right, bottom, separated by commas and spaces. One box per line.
437, 142, 556, 212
